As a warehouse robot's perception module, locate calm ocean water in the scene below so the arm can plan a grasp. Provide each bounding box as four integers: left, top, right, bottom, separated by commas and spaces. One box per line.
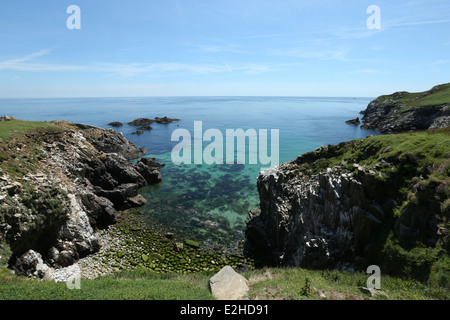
0, 96, 380, 249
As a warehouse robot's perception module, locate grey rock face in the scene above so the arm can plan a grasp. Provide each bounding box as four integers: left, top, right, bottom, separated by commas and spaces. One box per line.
75, 123, 146, 160
246, 161, 390, 269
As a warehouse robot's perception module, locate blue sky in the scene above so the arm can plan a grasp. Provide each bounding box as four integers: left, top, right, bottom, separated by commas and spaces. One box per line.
0, 0, 449, 98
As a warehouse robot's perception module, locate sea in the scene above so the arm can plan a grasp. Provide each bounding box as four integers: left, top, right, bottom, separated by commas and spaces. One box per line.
0, 96, 380, 250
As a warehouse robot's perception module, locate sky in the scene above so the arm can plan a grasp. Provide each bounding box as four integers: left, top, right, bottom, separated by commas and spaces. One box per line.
0, 0, 449, 98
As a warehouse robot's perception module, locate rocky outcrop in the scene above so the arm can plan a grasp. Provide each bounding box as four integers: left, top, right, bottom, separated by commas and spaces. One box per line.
245, 135, 448, 275
345, 117, 360, 125
0, 115, 17, 122
73, 123, 147, 160
360, 83, 450, 133
246, 163, 388, 269
127, 117, 180, 126
0, 121, 163, 276
154, 116, 180, 124
107, 122, 123, 127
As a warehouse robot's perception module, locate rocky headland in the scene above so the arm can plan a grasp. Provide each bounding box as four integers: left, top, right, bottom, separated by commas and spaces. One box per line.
0, 120, 163, 278
359, 83, 450, 133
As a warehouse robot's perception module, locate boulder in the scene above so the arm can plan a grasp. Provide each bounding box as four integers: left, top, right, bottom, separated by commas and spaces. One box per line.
135, 162, 162, 184
13, 249, 50, 279
80, 193, 117, 229
209, 266, 249, 300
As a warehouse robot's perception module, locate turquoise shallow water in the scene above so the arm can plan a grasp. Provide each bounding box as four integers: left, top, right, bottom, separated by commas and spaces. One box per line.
1, 96, 380, 249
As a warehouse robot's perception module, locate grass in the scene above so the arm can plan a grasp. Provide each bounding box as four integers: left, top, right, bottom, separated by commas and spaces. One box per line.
296, 127, 450, 180
1, 264, 447, 300
1, 242, 447, 300
244, 267, 448, 300
0, 266, 214, 300
0, 120, 60, 139
404, 83, 450, 108
376, 82, 450, 112
0, 120, 65, 178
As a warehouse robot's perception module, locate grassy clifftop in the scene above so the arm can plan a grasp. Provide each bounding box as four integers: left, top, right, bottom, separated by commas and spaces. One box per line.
375, 83, 450, 111
361, 83, 450, 133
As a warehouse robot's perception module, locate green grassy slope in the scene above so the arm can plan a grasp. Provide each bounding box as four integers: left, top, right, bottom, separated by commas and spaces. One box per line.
376, 82, 450, 111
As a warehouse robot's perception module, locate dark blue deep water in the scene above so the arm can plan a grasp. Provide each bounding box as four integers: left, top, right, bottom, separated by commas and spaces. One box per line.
0, 96, 380, 249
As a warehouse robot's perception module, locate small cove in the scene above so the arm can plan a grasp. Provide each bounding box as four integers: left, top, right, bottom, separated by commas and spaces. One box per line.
2, 96, 380, 251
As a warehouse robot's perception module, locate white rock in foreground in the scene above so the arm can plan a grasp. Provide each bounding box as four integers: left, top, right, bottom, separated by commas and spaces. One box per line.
209, 266, 249, 300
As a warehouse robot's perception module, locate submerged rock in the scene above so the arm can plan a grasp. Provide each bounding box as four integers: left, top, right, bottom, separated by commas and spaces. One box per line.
137, 125, 153, 130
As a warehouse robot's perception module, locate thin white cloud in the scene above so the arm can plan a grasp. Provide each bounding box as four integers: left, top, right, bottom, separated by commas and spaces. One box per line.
99, 62, 275, 77
392, 18, 450, 27
432, 59, 449, 65
0, 49, 83, 72
348, 68, 384, 74
271, 46, 352, 61
196, 44, 246, 54
0, 49, 276, 78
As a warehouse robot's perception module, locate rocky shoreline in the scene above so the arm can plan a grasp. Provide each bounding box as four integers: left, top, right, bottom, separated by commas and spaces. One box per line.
1, 118, 253, 282
0, 120, 165, 277
42, 209, 253, 283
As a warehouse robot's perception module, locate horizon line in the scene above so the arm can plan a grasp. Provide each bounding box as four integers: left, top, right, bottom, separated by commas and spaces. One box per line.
0, 95, 376, 99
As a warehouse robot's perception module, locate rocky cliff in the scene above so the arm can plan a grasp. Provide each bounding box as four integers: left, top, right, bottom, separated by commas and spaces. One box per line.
0, 120, 163, 277
246, 130, 449, 282
360, 83, 450, 133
